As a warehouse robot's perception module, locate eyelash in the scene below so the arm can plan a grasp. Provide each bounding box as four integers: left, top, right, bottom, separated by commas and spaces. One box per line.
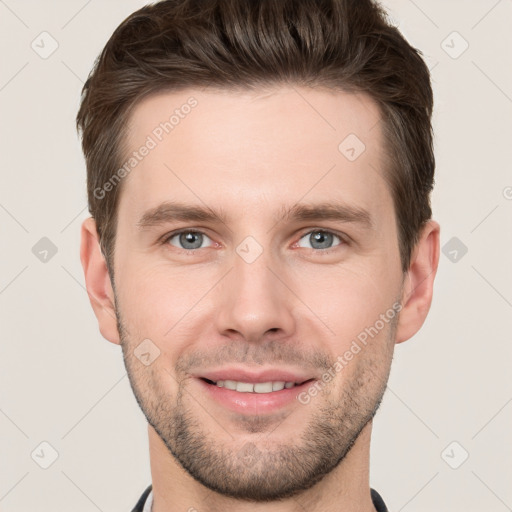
160, 228, 349, 255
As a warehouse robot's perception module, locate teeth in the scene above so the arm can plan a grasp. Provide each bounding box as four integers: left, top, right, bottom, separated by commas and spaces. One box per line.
214, 380, 300, 393
236, 381, 254, 393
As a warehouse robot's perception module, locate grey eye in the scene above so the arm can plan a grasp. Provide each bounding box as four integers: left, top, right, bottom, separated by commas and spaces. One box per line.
297, 230, 342, 250
168, 231, 212, 250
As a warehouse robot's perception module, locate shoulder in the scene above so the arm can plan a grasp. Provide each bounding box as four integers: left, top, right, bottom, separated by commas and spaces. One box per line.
131, 484, 152, 512
371, 488, 389, 512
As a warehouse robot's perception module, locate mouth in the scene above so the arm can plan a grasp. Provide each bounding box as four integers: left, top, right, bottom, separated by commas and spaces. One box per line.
199, 377, 315, 394
192, 367, 319, 414
196, 375, 317, 415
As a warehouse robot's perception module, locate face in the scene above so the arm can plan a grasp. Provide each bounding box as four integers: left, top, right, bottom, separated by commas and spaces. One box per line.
109, 86, 405, 500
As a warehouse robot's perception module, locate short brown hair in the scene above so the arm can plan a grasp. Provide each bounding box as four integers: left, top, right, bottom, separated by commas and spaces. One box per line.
76, 0, 435, 275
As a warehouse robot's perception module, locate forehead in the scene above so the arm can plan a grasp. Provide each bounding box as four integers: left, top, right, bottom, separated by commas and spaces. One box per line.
119, 85, 390, 225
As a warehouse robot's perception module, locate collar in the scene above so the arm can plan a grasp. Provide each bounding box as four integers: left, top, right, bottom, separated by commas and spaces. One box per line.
133, 485, 388, 512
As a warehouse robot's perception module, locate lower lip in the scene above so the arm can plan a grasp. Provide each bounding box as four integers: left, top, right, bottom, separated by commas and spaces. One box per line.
196, 378, 316, 415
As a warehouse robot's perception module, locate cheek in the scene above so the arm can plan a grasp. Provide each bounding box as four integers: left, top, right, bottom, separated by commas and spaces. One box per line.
292, 261, 399, 345
116, 263, 172, 331
116, 258, 213, 345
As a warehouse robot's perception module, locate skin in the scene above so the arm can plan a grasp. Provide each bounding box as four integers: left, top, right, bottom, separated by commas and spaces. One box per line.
80, 86, 440, 512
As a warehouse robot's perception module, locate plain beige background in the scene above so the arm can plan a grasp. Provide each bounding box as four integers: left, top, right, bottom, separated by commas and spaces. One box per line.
1, 1, 511, 510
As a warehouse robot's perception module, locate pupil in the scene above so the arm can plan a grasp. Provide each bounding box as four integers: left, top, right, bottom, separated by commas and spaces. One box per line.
181, 232, 202, 249
312, 231, 332, 249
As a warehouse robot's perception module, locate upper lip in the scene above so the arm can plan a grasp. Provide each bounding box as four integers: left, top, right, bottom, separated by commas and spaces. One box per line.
194, 367, 317, 384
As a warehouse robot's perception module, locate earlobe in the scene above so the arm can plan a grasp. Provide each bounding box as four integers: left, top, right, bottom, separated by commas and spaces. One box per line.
395, 220, 440, 344
80, 217, 120, 345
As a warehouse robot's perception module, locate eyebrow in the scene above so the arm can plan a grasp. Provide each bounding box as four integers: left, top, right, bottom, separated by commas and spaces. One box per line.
137, 200, 374, 231
276, 201, 373, 230
137, 201, 229, 229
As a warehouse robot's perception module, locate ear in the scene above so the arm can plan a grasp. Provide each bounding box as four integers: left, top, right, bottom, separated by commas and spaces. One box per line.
80, 217, 120, 345
395, 220, 440, 344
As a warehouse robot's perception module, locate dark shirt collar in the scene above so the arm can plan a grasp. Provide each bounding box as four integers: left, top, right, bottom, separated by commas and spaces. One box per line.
132, 484, 389, 512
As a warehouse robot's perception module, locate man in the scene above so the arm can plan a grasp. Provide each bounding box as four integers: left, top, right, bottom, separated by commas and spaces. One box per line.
77, 0, 439, 510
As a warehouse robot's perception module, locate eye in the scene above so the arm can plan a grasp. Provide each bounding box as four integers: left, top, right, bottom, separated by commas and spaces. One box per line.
164, 230, 214, 251
296, 229, 345, 251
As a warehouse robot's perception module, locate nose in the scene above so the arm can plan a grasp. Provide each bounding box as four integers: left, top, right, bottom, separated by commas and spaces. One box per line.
214, 245, 296, 344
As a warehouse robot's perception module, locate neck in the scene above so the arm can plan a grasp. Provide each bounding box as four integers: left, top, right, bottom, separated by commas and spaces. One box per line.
148, 421, 377, 512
